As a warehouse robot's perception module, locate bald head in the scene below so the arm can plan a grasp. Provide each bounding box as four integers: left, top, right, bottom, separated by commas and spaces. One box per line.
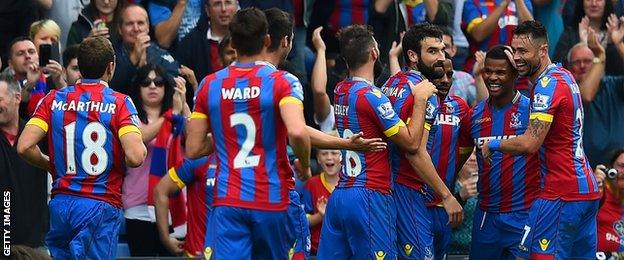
119, 5, 149, 45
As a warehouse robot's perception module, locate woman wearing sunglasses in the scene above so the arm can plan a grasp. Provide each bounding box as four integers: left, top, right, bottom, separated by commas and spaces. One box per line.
122, 64, 189, 256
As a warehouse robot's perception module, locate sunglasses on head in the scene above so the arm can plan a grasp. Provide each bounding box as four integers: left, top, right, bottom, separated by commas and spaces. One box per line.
140, 76, 165, 87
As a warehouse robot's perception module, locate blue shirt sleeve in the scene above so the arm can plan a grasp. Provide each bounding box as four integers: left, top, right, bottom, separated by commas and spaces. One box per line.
148, 2, 172, 26
363, 88, 405, 137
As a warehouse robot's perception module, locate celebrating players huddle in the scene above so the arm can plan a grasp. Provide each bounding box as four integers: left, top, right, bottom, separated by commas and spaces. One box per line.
15, 6, 603, 260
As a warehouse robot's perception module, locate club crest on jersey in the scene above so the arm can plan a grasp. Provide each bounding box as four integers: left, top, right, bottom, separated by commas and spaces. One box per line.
539, 239, 550, 251
377, 102, 396, 119
442, 103, 455, 114
614, 220, 624, 237
375, 251, 386, 260
532, 93, 550, 111
510, 112, 522, 128
403, 244, 413, 256
540, 77, 551, 88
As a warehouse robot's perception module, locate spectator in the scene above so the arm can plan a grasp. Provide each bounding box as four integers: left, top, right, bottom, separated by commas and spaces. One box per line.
533, 0, 565, 57
0, 74, 49, 252
594, 149, 624, 257
450, 0, 470, 70
461, 0, 533, 72
123, 64, 189, 257
66, 0, 126, 47
441, 28, 478, 107
175, 0, 237, 86
370, 0, 453, 64
62, 44, 82, 86
309, 26, 335, 132
111, 4, 179, 95
302, 146, 340, 255
3, 37, 63, 119
217, 35, 237, 67
148, 0, 205, 50
45, 0, 89, 52
567, 27, 624, 168
29, 20, 67, 89
554, 0, 624, 75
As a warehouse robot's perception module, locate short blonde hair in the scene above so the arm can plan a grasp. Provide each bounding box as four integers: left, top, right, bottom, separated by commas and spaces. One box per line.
29, 19, 61, 42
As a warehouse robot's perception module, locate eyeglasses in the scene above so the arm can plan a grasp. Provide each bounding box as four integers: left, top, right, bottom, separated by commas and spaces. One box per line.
569, 59, 593, 67
140, 77, 165, 87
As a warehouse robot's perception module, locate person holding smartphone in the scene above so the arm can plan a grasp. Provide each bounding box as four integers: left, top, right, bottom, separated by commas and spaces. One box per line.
594, 149, 624, 258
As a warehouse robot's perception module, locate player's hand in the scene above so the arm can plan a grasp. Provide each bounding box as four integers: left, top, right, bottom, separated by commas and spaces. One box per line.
316, 196, 328, 216
459, 174, 478, 200
294, 159, 312, 181
347, 131, 387, 152
409, 80, 437, 101
312, 27, 326, 52
179, 65, 198, 90
481, 141, 493, 164
172, 76, 187, 115
389, 32, 404, 58
163, 237, 184, 255
472, 51, 486, 76
442, 195, 464, 228
594, 164, 606, 192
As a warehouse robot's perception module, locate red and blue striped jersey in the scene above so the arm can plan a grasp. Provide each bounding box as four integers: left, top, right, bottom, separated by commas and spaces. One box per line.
27, 79, 141, 208
328, 0, 370, 35
529, 64, 600, 201
426, 95, 472, 206
596, 187, 624, 252
192, 61, 304, 211
333, 77, 405, 194
381, 70, 439, 191
466, 92, 539, 212
168, 154, 216, 256
461, 0, 533, 71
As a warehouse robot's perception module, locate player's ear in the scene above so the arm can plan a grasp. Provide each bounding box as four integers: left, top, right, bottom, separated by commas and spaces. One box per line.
407, 49, 419, 64
263, 34, 271, 48
106, 61, 116, 81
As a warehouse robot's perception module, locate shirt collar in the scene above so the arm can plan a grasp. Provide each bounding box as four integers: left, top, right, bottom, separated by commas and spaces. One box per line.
206, 27, 223, 42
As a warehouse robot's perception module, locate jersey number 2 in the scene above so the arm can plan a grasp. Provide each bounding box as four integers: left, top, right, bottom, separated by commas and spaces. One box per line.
65, 122, 108, 175
231, 113, 260, 168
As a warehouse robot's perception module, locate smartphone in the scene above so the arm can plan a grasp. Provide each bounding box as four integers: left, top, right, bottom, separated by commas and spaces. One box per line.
39, 44, 51, 67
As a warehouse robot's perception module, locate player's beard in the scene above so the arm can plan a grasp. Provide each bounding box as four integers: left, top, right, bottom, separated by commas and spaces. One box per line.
417, 60, 445, 80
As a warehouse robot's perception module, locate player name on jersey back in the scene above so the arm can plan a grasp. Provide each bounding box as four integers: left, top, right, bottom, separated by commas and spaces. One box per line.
221, 86, 260, 100
51, 100, 117, 114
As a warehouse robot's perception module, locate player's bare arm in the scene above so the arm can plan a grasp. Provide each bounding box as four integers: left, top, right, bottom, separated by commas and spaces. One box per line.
186, 116, 213, 159
16, 124, 50, 172
404, 129, 464, 227
280, 102, 312, 174
154, 174, 185, 255
119, 131, 147, 167
482, 117, 551, 160
391, 80, 438, 154
307, 126, 386, 152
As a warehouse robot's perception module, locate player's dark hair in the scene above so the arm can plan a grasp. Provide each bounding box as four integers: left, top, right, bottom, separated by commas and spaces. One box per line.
402, 23, 444, 64
264, 8, 294, 52
513, 21, 548, 44
337, 25, 375, 70
7, 36, 33, 58
229, 8, 268, 56
62, 44, 80, 68
130, 64, 174, 124
486, 45, 517, 72
77, 36, 115, 79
